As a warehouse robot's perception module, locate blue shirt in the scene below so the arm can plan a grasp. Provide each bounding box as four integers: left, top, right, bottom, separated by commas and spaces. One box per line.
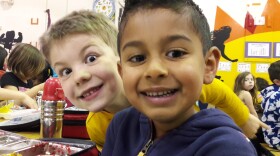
102, 107, 256, 156
261, 84, 280, 150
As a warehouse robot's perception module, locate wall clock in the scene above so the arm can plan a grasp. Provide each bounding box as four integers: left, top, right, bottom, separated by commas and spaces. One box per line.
93, 0, 115, 19
0, 0, 14, 10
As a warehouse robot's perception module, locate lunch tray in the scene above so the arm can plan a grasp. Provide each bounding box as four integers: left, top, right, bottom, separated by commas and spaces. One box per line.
0, 129, 97, 156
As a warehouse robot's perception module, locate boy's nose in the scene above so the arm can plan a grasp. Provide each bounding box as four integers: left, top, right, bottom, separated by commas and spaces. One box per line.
144, 58, 168, 80
74, 70, 91, 86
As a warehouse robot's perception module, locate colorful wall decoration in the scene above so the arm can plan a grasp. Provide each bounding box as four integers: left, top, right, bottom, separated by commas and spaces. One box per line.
0, 0, 278, 89
213, 0, 279, 88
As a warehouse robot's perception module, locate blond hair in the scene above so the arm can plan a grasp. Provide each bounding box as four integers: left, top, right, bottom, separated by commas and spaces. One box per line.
40, 10, 118, 62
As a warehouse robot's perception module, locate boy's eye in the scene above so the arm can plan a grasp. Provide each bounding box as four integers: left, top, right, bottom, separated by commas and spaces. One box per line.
129, 55, 145, 63
61, 68, 72, 76
166, 50, 186, 58
86, 55, 97, 63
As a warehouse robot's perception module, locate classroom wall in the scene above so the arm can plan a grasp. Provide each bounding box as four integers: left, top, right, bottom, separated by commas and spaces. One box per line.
0, 0, 94, 49
0, 0, 278, 89
209, 0, 279, 88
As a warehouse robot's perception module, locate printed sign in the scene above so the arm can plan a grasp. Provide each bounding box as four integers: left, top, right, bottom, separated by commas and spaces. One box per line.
273, 42, 280, 58
256, 63, 269, 73
218, 62, 232, 71
238, 63, 251, 72
245, 42, 271, 58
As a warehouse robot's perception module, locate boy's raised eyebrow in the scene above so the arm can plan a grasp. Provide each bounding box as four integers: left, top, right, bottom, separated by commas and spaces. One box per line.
53, 44, 93, 68
121, 41, 143, 52
53, 61, 66, 69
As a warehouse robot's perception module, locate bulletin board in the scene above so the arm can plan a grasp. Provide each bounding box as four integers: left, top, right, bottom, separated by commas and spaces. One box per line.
245, 42, 272, 58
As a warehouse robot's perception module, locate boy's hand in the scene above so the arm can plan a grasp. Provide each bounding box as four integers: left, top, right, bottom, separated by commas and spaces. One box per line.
240, 114, 270, 138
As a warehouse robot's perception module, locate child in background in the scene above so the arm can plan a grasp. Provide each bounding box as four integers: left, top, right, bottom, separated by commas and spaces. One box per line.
256, 77, 269, 104
32, 61, 53, 86
0, 88, 37, 109
234, 71, 259, 118
40, 10, 266, 152
255, 77, 269, 119
0, 46, 8, 79
102, 0, 256, 155
234, 72, 266, 155
256, 77, 270, 91
1, 43, 45, 105
261, 60, 280, 150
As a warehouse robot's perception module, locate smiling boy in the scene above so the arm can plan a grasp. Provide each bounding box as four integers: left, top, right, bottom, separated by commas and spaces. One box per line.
102, 0, 257, 155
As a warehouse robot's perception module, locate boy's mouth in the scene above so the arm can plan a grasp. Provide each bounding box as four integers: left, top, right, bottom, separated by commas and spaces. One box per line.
79, 84, 103, 99
141, 89, 178, 97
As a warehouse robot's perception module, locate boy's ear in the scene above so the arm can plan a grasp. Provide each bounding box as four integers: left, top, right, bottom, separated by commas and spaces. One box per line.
117, 61, 122, 78
273, 79, 280, 86
203, 46, 221, 84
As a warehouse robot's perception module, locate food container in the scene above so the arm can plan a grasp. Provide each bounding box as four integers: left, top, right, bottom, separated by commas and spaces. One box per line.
0, 129, 96, 156
40, 77, 66, 138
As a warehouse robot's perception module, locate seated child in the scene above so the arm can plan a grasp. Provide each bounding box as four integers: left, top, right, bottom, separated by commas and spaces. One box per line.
256, 77, 269, 105
32, 60, 53, 86
0, 46, 8, 79
234, 72, 259, 117
234, 72, 267, 156
1, 43, 45, 107
261, 60, 280, 150
40, 9, 266, 152
102, 0, 257, 155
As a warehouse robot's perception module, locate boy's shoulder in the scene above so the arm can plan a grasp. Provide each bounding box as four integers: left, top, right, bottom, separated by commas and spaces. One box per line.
182, 109, 239, 129
178, 109, 256, 155
261, 85, 280, 98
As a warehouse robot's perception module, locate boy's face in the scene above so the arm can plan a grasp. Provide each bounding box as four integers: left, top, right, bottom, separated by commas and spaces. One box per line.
119, 9, 219, 128
49, 34, 123, 112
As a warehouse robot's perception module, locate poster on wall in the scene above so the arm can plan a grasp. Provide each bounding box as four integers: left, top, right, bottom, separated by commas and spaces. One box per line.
256, 63, 269, 73
237, 63, 251, 72
245, 42, 272, 58
218, 61, 232, 71
273, 42, 280, 58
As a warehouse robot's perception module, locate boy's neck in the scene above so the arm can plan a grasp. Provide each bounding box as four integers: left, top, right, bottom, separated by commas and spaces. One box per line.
152, 108, 196, 139
273, 79, 280, 86
104, 94, 130, 114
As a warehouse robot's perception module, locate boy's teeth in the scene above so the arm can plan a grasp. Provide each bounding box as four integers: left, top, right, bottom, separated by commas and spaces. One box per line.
146, 90, 173, 97
82, 87, 100, 98
83, 92, 89, 98
83, 91, 93, 97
